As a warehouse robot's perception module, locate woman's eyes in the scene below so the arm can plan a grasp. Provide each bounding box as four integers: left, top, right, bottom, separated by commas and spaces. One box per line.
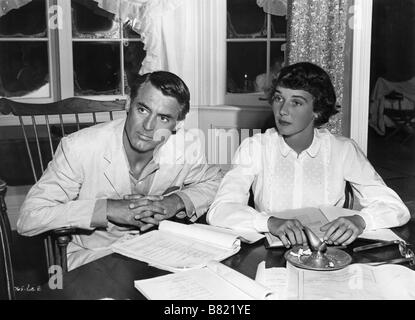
273, 95, 284, 103
274, 96, 303, 106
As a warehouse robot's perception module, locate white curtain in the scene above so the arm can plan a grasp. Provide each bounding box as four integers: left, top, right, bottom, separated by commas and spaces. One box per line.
0, 0, 31, 17
256, 0, 287, 16
91, 0, 184, 74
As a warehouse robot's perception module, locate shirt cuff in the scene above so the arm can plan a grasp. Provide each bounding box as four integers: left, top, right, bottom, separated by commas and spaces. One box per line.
355, 210, 371, 231
174, 191, 197, 222
253, 212, 272, 233
90, 199, 108, 228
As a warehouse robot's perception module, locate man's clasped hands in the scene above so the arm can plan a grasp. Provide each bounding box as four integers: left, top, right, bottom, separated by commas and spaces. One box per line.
107, 193, 185, 232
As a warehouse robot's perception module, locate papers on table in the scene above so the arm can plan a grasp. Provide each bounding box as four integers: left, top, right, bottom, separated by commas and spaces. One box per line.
255, 260, 415, 300
191, 223, 265, 244
134, 261, 274, 300
111, 221, 242, 272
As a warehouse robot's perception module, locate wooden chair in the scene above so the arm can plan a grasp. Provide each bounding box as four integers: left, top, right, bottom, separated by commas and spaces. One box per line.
343, 180, 354, 209
384, 91, 415, 143
0, 97, 126, 273
0, 178, 15, 300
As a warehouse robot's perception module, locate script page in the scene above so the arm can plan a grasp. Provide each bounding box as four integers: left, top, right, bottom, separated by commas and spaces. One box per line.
255, 261, 288, 299
159, 220, 240, 249
286, 263, 384, 300
206, 261, 273, 299
112, 230, 240, 272
134, 267, 253, 300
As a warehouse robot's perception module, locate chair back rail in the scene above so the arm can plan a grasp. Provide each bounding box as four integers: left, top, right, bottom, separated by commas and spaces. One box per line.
0, 97, 126, 272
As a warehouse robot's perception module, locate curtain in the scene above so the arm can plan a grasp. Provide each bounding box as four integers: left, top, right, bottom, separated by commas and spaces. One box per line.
0, 0, 31, 17
257, 0, 287, 16
287, 0, 349, 134
91, 0, 184, 74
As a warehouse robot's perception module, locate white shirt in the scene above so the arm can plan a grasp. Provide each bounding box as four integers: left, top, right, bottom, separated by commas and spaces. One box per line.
207, 128, 410, 233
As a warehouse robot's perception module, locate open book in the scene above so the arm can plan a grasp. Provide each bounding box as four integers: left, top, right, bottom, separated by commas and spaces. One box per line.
265, 206, 405, 248
134, 261, 275, 300
111, 221, 242, 272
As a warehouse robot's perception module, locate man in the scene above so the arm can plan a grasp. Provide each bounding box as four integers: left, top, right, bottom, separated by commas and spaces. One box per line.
18, 71, 222, 270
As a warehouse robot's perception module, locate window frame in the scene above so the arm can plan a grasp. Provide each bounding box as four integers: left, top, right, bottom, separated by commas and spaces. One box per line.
57, 0, 143, 101
225, 2, 287, 107
0, 0, 58, 103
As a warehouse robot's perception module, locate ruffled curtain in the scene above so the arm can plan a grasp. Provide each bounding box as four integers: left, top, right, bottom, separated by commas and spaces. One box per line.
287, 0, 349, 134
257, 0, 287, 16
91, 0, 183, 74
0, 0, 31, 17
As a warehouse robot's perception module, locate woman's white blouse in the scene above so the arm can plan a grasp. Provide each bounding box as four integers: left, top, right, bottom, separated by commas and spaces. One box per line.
207, 128, 410, 233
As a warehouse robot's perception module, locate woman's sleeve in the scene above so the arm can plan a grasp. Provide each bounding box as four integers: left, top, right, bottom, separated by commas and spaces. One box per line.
207, 136, 271, 233
343, 139, 410, 230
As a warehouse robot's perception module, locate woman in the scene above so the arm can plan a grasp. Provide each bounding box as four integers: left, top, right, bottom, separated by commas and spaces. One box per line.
207, 62, 410, 247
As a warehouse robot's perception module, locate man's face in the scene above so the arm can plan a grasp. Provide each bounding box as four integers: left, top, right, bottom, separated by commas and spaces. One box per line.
124, 82, 182, 154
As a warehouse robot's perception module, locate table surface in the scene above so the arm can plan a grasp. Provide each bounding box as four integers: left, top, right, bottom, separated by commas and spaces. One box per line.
25, 219, 415, 300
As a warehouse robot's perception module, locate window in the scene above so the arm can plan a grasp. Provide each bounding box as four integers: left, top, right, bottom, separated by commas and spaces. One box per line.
67, 0, 145, 98
225, 0, 287, 106
0, 0, 146, 101
0, 0, 52, 99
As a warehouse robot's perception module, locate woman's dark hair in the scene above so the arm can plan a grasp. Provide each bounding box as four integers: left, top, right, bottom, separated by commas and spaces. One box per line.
129, 71, 190, 121
268, 62, 339, 127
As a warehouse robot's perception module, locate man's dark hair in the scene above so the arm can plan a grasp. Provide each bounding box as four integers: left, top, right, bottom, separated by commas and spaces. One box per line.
129, 71, 190, 121
268, 62, 339, 127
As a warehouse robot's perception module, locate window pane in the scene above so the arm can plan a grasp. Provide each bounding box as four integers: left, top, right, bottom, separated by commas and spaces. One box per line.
124, 41, 146, 92
123, 22, 141, 39
71, 0, 120, 39
227, 0, 266, 39
0, 41, 49, 97
271, 15, 287, 38
227, 42, 266, 93
257, 41, 286, 92
0, 0, 47, 38
73, 42, 121, 96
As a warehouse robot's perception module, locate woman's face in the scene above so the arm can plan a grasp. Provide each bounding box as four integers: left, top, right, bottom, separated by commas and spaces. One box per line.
271, 86, 315, 139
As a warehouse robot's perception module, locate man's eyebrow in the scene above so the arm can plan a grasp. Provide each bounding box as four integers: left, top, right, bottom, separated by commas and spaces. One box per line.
157, 112, 173, 119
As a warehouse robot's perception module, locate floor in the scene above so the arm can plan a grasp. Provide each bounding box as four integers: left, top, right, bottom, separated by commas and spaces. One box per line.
9, 125, 415, 298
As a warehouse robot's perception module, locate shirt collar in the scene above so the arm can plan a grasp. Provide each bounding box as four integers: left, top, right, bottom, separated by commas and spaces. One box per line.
278, 129, 322, 158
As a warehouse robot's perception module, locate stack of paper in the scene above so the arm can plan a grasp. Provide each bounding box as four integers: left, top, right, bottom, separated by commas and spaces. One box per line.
255, 261, 415, 300
134, 261, 275, 300
112, 221, 254, 272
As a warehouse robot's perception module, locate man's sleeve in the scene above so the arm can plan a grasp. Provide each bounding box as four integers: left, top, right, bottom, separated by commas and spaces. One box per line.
17, 136, 100, 236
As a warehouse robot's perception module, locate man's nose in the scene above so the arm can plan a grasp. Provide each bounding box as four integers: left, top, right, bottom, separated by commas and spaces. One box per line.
143, 115, 156, 131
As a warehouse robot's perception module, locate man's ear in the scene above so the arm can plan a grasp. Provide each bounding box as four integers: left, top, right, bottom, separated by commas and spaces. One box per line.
125, 96, 131, 112
173, 120, 184, 134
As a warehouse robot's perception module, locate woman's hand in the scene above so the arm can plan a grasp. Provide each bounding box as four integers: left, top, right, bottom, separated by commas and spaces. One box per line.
320, 215, 366, 246
267, 216, 308, 248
